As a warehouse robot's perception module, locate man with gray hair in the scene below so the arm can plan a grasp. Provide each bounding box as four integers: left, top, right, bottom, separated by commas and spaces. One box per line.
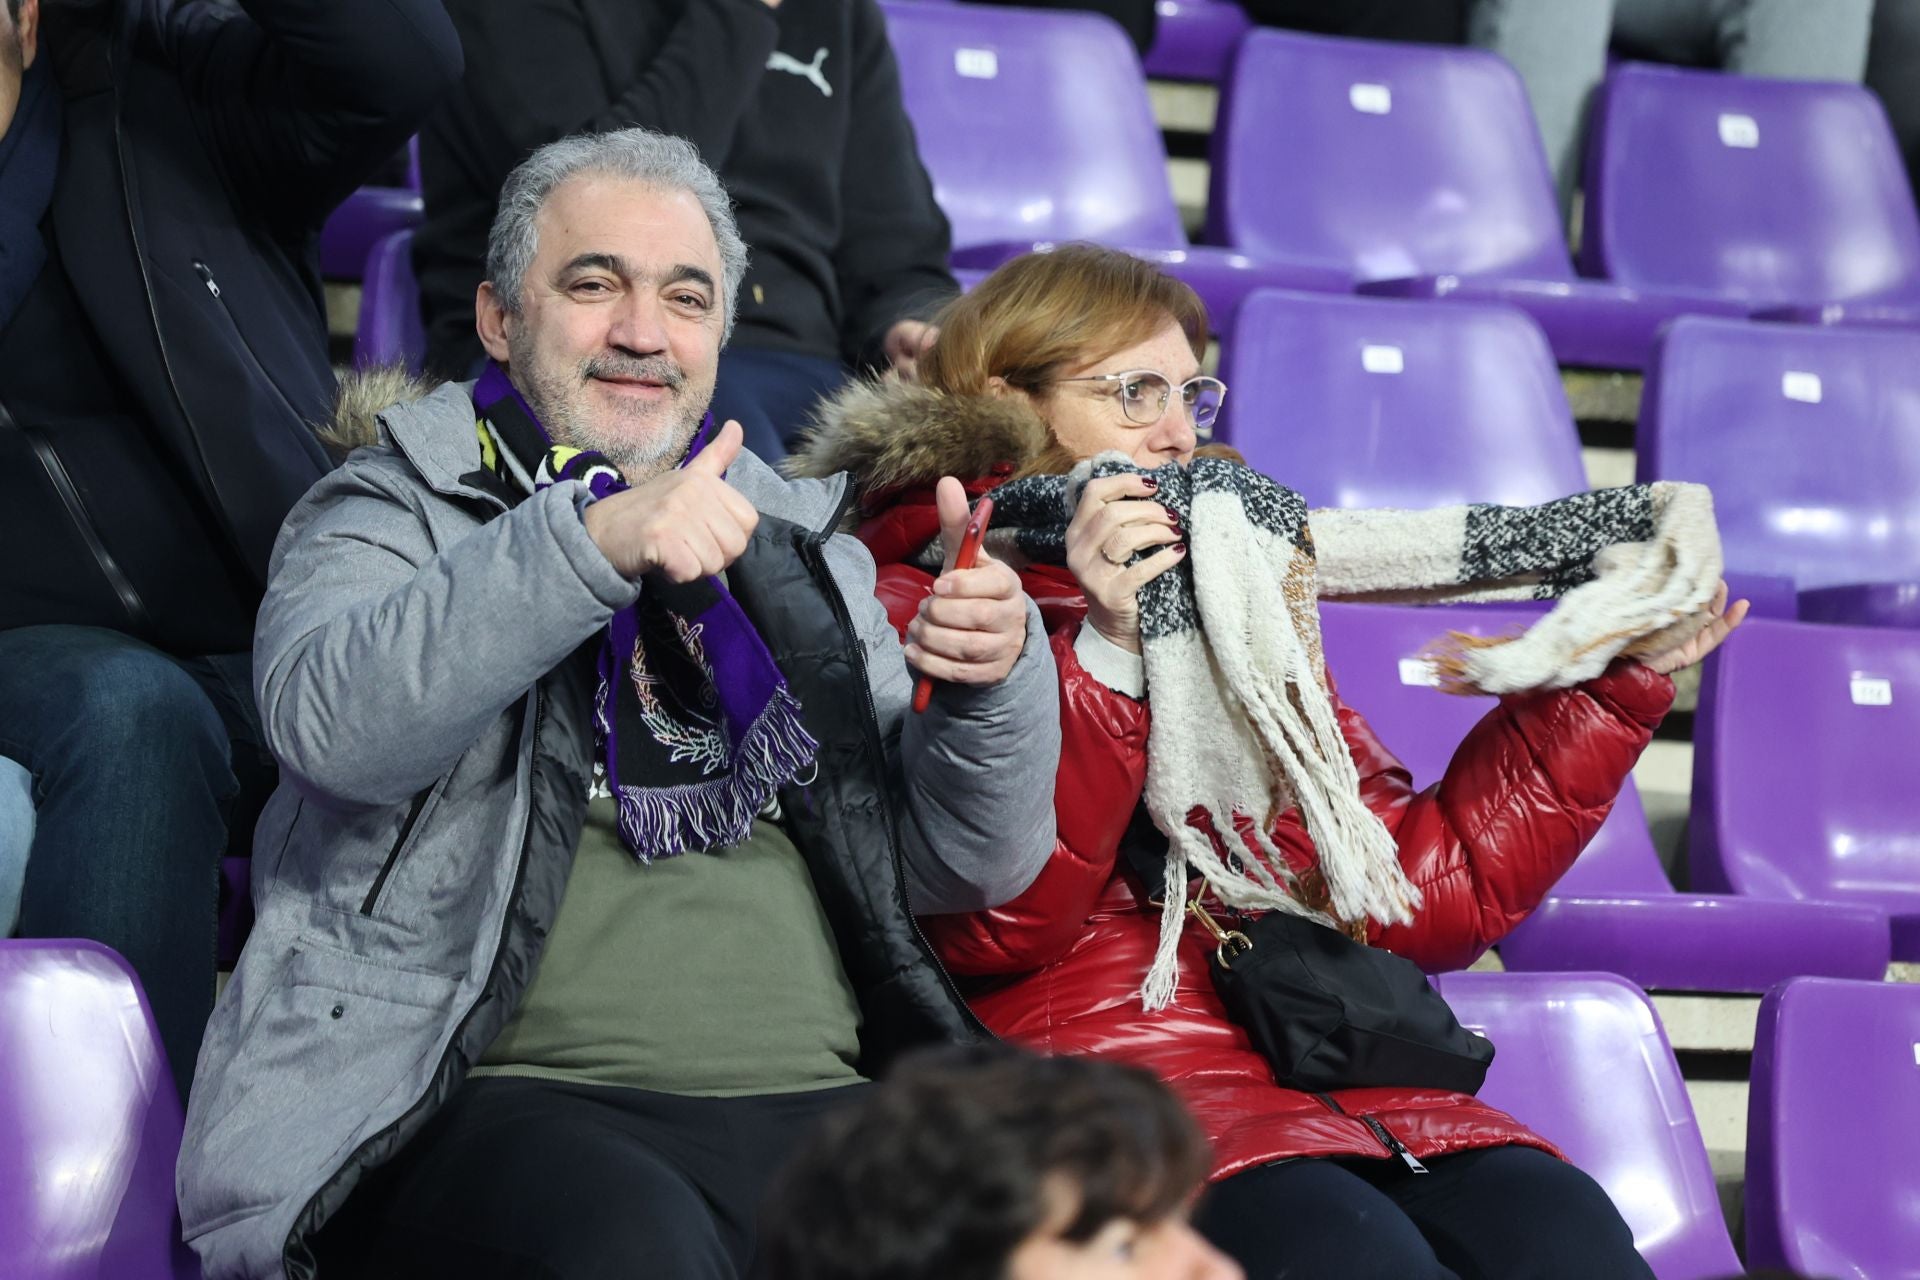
177, 126, 1059, 1280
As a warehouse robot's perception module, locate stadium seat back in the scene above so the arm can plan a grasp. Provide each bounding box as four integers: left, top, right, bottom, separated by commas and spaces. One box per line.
1433, 971, 1742, 1279
1206, 30, 1571, 283
1218, 290, 1587, 508
0, 940, 197, 1280
1318, 602, 1669, 894
318, 185, 423, 283
1639, 317, 1920, 596
880, 2, 1188, 251
354, 230, 427, 374
1582, 63, 1920, 306
1746, 977, 1920, 1277
1693, 618, 1920, 925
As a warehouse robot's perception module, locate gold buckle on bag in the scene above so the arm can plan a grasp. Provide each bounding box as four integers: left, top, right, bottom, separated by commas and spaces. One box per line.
1188, 893, 1253, 969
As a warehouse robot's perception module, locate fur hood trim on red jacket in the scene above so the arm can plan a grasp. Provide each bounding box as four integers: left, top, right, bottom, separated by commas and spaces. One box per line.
785, 379, 1051, 496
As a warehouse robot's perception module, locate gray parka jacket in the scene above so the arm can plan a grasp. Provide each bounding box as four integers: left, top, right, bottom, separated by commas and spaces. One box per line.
177, 376, 1059, 1279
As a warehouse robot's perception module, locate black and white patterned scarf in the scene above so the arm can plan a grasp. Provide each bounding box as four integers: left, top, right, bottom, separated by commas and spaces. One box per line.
980, 454, 1720, 1007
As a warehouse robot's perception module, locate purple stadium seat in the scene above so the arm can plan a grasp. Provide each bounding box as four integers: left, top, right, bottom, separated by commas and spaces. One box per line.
1582, 63, 1920, 322
1638, 317, 1920, 628
1433, 971, 1742, 1279
1217, 290, 1586, 507
319, 185, 423, 282
1693, 618, 1920, 960
1204, 30, 1745, 370
1141, 0, 1251, 82
354, 230, 427, 373
0, 940, 199, 1280
1746, 977, 1920, 1278
880, 2, 1349, 324
1319, 602, 1889, 993
217, 856, 253, 971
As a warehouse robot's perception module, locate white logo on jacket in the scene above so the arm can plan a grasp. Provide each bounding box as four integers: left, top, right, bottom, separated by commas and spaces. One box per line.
767, 47, 833, 97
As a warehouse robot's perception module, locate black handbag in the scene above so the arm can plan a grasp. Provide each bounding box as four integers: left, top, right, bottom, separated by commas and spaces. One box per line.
1190, 893, 1495, 1096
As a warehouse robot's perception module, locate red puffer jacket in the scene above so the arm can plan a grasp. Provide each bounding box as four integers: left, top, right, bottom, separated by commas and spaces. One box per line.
797, 384, 1676, 1180
787, 385, 1674, 1189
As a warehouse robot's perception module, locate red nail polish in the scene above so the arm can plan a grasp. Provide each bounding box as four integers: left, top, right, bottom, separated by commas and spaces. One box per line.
1174, 541, 1187, 553
1142, 476, 1159, 490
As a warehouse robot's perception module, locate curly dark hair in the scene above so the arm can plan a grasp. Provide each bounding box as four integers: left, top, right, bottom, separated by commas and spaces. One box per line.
759, 1046, 1212, 1280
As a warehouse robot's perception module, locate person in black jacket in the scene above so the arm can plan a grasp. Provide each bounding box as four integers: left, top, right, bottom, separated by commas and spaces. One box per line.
0, 0, 461, 1098
417, 0, 956, 462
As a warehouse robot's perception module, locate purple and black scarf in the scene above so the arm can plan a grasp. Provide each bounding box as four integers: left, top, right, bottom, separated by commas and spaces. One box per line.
473, 364, 818, 860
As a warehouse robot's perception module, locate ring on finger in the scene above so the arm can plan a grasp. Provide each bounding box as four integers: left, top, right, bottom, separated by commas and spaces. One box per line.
1100, 539, 1131, 567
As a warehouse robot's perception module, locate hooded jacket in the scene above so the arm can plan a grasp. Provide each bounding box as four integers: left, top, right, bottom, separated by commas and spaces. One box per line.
177, 372, 1059, 1279
791, 380, 1677, 1180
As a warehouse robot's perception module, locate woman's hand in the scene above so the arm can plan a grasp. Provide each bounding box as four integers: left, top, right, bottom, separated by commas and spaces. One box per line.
1064, 475, 1185, 654
1640, 582, 1750, 675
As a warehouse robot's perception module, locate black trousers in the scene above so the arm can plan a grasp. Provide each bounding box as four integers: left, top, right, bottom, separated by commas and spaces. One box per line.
312, 1075, 869, 1279
1195, 1145, 1657, 1280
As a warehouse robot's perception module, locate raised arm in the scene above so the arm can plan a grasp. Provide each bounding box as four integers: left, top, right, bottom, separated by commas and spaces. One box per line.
162, 0, 463, 230
254, 451, 636, 809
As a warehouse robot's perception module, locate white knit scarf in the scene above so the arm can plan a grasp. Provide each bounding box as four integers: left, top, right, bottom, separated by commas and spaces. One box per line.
981, 455, 1721, 1008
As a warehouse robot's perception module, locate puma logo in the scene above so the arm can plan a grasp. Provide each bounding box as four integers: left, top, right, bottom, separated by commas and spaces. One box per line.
767, 47, 833, 98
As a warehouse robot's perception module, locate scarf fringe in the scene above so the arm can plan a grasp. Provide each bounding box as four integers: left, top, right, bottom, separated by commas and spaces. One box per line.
612, 689, 819, 860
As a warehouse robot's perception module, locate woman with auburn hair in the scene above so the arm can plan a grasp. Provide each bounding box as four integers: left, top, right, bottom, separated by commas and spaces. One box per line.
789, 243, 1743, 1280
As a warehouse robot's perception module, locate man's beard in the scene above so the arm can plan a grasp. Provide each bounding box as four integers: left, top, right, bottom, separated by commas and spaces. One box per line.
510, 337, 709, 482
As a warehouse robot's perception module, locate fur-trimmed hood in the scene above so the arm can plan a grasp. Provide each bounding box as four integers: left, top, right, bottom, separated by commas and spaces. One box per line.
786, 378, 1051, 497
319, 364, 445, 455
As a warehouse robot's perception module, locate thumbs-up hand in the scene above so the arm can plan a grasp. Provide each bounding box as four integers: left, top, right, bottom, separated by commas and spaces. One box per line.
583, 419, 762, 582
904, 477, 1029, 690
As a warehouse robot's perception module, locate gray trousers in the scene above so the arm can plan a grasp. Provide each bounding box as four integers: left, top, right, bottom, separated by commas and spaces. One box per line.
1471, 0, 1875, 221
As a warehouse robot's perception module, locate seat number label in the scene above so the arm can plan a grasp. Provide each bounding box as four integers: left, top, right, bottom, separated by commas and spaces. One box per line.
955, 48, 998, 79
1399, 657, 1440, 687
1718, 113, 1760, 148
1362, 344, 1405, 374
1350, 83, 1392, 115
1782, 371, 1822, 403
1850, 676, 1893, 706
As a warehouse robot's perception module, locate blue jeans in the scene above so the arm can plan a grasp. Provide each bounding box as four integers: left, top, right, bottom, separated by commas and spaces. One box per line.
0, 756, 32, 934
0, 625, 274, 1101
710, 346, 849, 464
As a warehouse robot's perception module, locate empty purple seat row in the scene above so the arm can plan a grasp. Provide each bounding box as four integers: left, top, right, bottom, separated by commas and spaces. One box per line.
1694, 618, 1920, 961
1439, 971, 1741, 1279
881, 3, 1355, 326
1639, 317, 1920, 630
1748, 977, 1920, 1278
1206, 30, 1748, 371
1321, 602, 1891, 995
1584, 63, 1920, 325
887, 8, 1920, 367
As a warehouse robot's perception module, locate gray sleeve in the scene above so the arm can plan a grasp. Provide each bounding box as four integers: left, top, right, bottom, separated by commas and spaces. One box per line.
253, 453, 638, 808
820, 532, 1060, 914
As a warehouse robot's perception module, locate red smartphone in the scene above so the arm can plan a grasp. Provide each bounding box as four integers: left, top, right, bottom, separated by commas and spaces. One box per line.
912, 496, 996, 714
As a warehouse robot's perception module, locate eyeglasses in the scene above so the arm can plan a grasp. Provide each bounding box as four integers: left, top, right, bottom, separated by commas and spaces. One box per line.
1053, 370, 1227, 438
